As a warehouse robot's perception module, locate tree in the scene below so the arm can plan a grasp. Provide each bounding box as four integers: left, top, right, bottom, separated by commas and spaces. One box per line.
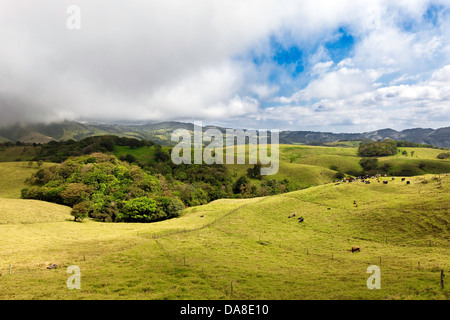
120, 154, 137, 164
61, 183, 93, 206
233, 175, 250, 194
71, 201, 92, 222
334, 171, 345, 180
247, 164, 262, 179
359, 157, 379, 173
119, 197, 158, 222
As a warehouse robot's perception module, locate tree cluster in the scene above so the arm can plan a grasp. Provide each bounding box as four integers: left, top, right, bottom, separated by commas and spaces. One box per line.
21, 153, 183, 222
358, 139, 397, 157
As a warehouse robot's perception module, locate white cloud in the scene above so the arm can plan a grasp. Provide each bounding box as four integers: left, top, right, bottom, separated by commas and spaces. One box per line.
0, 0, 449, 132
283, 67, 383, 102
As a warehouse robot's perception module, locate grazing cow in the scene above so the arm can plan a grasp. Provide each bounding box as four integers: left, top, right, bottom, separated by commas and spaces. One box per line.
401, 178, 406, 182
327, 208, 331, 210
288, 216, 291, 219
292, 214, 296, 218
392, 177, 395, 180
298, 217, 304, 222
351, 246, 360, 253
406, 181, 411, 185
383, 180, 388, 184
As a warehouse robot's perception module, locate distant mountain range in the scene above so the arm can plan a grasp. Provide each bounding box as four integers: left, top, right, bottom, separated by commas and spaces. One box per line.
0, 121, 449, 148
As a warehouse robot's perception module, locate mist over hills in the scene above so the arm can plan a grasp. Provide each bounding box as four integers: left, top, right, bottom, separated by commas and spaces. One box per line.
0, 121, 448, 148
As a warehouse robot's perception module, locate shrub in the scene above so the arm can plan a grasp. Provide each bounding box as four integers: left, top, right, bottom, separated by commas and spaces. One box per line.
437, 152, 450, 159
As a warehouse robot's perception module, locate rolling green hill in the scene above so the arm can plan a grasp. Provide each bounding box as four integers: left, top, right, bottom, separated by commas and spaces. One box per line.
0, 173, 448, 299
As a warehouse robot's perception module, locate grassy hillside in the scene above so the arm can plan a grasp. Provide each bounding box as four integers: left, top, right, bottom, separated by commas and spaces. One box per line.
0, 162, 56, 198
0, 173, 448, 299
0, 199, 72, 224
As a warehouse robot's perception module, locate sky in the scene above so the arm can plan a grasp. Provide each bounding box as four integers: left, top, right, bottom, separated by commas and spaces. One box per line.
0, 0, 450, 133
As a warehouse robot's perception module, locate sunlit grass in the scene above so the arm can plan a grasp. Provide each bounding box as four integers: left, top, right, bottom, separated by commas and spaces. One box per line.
0, 173, 448, 300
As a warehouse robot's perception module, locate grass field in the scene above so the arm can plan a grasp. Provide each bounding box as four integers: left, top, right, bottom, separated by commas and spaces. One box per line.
0, 162, 56, 199
0, 166, 448, 300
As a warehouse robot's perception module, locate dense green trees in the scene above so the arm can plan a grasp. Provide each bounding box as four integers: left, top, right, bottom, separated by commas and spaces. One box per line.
21, 153, 183, 223
358, 139, 397, 157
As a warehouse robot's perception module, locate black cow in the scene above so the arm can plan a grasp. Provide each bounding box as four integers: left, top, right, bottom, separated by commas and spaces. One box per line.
406, 181, 411, 185
383, 180, 388, 184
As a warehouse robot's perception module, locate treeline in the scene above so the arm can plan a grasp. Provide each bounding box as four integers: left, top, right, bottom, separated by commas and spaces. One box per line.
358, 139, 443, 157
0, 136, 154, 163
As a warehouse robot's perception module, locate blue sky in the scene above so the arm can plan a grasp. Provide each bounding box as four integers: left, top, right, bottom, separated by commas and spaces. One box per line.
0, 0, 449, 133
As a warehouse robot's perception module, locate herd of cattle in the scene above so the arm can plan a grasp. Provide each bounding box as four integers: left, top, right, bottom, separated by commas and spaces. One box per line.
335, 174, 411, 186
287, 174, 413, 255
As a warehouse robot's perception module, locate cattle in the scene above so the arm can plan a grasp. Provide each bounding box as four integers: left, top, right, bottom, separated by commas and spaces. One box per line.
298, 217, 304, 223
391, 177, 395, 180
292, 213, 296, 218
401, 178, 406, 182
351, 246, 360, 253
47, 264, 58, 269
406, 181, 411, 185
383, 180, 388, 184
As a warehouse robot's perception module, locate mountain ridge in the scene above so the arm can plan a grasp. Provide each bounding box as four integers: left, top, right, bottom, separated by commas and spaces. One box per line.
0, 121, 448, 148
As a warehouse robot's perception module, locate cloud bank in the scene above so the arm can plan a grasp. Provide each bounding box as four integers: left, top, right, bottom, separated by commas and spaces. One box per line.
0, 0, 449, 132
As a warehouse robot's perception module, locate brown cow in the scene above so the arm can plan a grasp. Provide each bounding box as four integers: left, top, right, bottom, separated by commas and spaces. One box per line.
351, 246, 360, 253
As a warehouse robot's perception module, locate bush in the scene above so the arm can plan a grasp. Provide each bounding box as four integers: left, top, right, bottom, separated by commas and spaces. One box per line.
437, 152, 450, 159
